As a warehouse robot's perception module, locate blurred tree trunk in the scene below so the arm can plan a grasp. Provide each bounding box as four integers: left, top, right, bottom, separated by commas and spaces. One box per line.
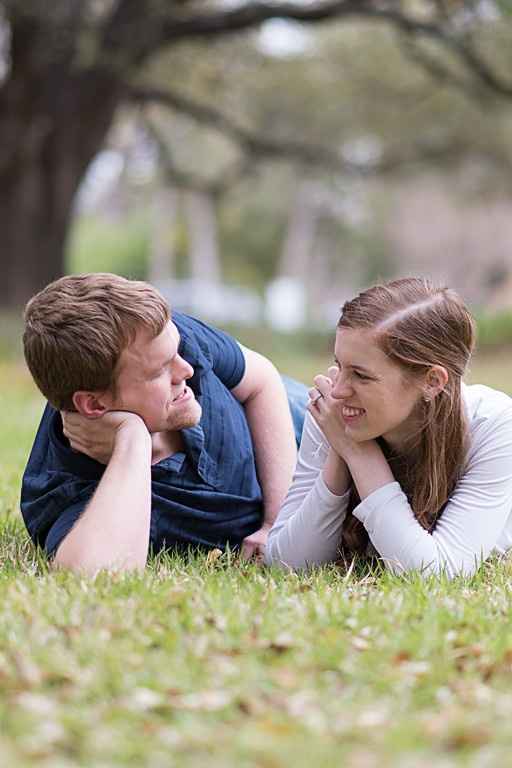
278, 182, 319, 280
148, 187, 179, 283
183, 190, 221, 283
2, 0, 506, 310
0, 16, 121, 308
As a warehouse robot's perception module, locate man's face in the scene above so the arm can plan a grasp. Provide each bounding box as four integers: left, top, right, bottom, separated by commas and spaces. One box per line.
106, 321, 202, 434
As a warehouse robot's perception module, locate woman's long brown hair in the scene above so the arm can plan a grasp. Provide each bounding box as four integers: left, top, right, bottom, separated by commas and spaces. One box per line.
338, 278, 476, 555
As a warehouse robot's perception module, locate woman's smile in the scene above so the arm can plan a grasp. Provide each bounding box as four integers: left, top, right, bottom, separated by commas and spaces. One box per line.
342, 405, 366, 424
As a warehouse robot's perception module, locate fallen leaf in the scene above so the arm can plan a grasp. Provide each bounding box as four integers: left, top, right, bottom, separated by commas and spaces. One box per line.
351, 636, 370, 651
125, 687, 164, 711
446, 724, 491, 750
178, 690, 232, 711
11, 651, 43, 688
400, 661, 430, 677
265, 633, 295, 653
272, 667, 299, 688
16, 692, 59, 716
206, 548, 223, 565
392, 650, 412, 665
356, 707, 390, 728
205, 613, 227, 631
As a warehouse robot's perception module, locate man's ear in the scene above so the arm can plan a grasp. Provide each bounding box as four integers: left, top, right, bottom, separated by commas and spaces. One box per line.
423, 365, 449, 401
72, 391, 110, 418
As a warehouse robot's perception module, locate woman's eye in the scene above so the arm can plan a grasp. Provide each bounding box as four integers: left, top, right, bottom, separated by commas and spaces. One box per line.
354, 371, 370, 381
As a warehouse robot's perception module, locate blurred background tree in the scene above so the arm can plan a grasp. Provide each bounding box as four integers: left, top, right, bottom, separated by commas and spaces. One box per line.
1, 0, 512, 321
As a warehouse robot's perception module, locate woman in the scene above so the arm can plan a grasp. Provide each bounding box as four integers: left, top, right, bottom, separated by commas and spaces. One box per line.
265, 277, 512, 578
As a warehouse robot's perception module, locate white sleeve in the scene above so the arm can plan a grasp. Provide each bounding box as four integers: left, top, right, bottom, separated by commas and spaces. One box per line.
352, 407, 512, 578
265, 411, 350, 570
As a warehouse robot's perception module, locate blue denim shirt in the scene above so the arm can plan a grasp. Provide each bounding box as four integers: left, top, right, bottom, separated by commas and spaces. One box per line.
21, 313, 307, 558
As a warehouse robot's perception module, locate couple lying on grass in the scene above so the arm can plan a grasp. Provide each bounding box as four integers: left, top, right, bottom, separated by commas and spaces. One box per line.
21, 273, 512, 579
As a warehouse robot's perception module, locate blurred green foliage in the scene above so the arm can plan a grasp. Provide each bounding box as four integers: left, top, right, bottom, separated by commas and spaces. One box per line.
476, 311, 512, 350
0, 216, 500, 364
221, 203, 287, 290
0, 313, 24, 360
67, 216, 150, 279
65, 203, 397, 298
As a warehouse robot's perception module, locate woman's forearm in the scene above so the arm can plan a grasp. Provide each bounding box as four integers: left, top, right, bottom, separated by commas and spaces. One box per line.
343, 440, 395, 500
322, 447, 351, 495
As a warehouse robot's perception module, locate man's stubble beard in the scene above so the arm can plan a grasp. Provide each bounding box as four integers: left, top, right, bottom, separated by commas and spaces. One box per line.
170, 401, 202, 431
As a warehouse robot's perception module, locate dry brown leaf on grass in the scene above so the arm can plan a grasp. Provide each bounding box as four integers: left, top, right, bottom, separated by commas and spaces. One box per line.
268, 633, 296, 652
11, 651, 43, 688
176, 689, 233, 711
205, 612, 227, 631
206, 548, 223, 566
391, 650, 412, 664
351, 636, 371, 651
389, 651, 430, 677
445, 723, 492, 750
271, 666, 300, 688
15, 691, 59, 716
421, 707, 492, 750
123, 687, 165, 711
356, 707, 390, 728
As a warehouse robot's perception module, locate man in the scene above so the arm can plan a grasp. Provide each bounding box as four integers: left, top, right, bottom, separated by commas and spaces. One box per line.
21, 273, 305, 575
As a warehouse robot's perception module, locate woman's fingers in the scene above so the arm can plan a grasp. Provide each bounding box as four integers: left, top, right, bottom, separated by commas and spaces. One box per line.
308, 386, 323, 404
309, 369, 338, 409
313, 374, 333, 397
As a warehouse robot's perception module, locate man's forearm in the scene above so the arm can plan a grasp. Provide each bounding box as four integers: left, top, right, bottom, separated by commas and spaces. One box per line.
243, 371, 297, 526
54, 427, 152, 575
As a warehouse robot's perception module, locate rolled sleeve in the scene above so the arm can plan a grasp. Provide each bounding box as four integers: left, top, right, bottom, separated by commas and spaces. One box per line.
174, 313, 246, 390
45, 499, 90, 559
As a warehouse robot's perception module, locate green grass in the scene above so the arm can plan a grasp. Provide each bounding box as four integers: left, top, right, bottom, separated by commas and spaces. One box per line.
2, 353, 512, 767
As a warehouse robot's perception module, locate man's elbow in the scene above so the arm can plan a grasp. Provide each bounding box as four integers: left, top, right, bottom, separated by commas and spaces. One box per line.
52, 538, 146, 577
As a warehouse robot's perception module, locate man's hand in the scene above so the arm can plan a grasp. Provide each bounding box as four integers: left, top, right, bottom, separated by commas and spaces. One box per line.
61, 410, 149, 465
241, 523, 271, 562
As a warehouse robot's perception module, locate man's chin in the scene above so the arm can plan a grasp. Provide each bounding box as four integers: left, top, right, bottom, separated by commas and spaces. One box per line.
178, 402, 202, 429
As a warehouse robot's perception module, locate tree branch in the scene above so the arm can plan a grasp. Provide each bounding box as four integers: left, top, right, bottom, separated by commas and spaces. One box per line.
129, 84, 359, 172
143, 116, 255, 198
92, 1, 512, 106
163, 1, 443, 41
97, 1, 446, 72
398, 36, 481, 102
167, 1, 512, 101
127, 83, 492, 179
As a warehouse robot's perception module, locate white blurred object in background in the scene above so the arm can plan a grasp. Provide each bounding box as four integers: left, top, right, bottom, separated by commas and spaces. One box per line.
265, 277, 306, 332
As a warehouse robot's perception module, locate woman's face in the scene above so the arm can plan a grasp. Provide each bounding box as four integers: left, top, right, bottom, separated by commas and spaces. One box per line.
331, 328, 423, 450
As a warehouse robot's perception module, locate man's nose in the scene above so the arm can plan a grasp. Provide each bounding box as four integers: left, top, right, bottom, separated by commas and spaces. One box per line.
173, 355, 194, 382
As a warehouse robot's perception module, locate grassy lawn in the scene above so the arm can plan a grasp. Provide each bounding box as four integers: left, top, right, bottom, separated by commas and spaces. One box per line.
1, 352, 512, 767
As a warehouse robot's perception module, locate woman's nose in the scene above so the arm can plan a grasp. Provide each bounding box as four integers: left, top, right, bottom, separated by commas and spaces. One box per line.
332, 376, 353, 399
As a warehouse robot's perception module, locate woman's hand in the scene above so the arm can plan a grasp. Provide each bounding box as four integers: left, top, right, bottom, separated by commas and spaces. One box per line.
308, 367, 363, 462
61, 411, 150, 465
308, 368, 393, 500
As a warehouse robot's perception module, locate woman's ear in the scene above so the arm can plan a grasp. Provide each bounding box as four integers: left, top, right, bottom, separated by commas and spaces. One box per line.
423, 365, 449, 401
72, 391, 110, 418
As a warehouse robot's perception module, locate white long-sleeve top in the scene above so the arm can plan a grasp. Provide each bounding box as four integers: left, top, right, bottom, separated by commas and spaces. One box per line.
265, 384, 512, 578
